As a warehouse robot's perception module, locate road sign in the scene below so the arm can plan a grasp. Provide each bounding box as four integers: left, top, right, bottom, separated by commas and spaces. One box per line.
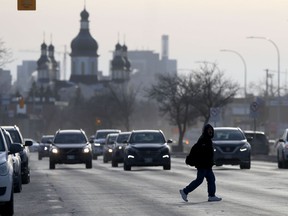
210, 107, 221, 122
250, 101, 259, 118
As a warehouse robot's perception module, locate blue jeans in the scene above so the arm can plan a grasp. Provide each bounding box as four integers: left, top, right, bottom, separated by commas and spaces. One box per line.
183, 168, 216, 197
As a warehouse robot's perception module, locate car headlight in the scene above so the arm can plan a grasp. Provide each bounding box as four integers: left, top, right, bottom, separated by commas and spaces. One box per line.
44, 146, 48, 151
108, 148, 113, 153
118, 146, 122, 150
83, 147, 90, 153
0, 162, 8, 176
240, 144, 249, 152
51, 147, 59, 154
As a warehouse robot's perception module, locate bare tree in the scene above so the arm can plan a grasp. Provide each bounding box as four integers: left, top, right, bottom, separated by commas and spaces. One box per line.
146, 73, 200, 152
193, 62, 240, 126
0, 38, 13, 67
107, 82, 139, 131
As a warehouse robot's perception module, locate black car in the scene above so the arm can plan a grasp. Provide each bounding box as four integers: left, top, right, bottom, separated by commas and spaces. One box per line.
111, 132, 131, 167
103, 133, 118, 163
244, 130, 269, 155
38, 135, 54, 160
49, 129, 93, 169
2, 125, 33, 184
213, 127, 251, 169
123, 130, 172, 171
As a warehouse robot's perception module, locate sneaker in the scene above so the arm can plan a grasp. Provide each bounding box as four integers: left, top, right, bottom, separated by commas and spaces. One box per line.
208, 196, 222, 202
179, 189, 188, 202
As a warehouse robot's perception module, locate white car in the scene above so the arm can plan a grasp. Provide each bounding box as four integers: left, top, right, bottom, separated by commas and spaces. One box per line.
276, 128, 288, 168
0, 130, 23, 215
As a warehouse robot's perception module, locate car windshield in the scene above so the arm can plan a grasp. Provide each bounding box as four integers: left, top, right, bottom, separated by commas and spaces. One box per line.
106, 136, 117, 144
213, 129, 245, 141
41, 136, 54, 143
130, 132, 165, 144
96, 131, 116, 139
54, 133, 87, 144
116, 134, 130, 143
5, 130, 21, 143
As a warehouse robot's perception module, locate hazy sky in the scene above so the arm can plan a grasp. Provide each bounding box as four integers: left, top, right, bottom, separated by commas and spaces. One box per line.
2, 0, 288, 96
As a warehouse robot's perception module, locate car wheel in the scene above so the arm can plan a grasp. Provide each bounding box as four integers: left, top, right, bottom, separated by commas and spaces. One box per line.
112, 160, 118, 167
2, 186, 14, 215
38, 154, 42, 160
277, 152, 283, 168
22, 171, 30, 184
86, 160, 92, 169
240, 161, 251, 169
93, 155, 98, 160
49, 161, 55, 169
103, 155, 108, 163
123, 163, 131, 171
14, 175, 22, 193
163, 164, 171, 170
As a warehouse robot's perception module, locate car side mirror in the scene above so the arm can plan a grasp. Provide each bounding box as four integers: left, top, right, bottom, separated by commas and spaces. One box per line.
167, 139, 173, 144
246, 137, 253, 142
9, 143, 23, 154
25, 140, 33, 146
279, 138, 285, 142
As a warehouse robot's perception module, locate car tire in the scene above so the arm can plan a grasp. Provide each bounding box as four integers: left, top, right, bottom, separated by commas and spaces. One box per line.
240, 161, 251, 169
86, 160, 92, 169
49, 161, 55, 169
38, 154, 42, 160
1, 186, 14, 215
277, 152, 283, 168
103, 155, 108, 163
112, 160, 118, 167
93, 155, 98, 160
163, 164, 171, 170
123, 163, 131, 171
14, 174, 22, 193
22, 172, 30, 184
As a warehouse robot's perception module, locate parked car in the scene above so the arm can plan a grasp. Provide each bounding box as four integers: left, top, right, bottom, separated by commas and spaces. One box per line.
111, 132, 131, 167
123, 130, 172, 171
275, 128, 288, 168
2, 125, 33, 184
1, 128, 22, 193
49, 129, 93, 169
92, 129, 121, 160
0, 128, 23, 216
244, 130, 269, 155
103, 133, 118, 163
25, 138, 39, 152
213, 127, 251, 169
38, 135, 54, 160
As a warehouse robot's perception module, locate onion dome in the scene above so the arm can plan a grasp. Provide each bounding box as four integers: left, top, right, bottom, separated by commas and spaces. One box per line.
37, 42, 50, 69
48, 44, 58, 69
122, 44, 131, 71
112, 43, 126, 70
70, 8, 98, 57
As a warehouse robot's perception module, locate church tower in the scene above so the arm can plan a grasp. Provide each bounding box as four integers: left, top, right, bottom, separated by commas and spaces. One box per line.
70, 7, 99, 84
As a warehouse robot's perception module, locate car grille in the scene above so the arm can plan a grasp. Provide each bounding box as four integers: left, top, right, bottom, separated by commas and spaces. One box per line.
219, 146, 237, 153
59, 148, 82, 155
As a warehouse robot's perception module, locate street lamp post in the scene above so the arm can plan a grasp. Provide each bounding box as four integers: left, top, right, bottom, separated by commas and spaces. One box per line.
247, 36, 281, 136
220, 49, 247, 97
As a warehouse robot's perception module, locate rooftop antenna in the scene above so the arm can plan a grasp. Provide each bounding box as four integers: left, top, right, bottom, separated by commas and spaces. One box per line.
43, 31, 45, 43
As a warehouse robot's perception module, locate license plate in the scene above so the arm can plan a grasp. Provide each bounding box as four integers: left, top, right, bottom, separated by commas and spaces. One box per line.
145, 158, 152, 163
67, 155, 75, 160
224, 155, 232, 159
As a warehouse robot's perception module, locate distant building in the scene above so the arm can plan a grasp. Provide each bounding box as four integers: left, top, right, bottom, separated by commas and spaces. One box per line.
0, 68, 12, 95
16, 60, 37, 95
127, 35, 177, 96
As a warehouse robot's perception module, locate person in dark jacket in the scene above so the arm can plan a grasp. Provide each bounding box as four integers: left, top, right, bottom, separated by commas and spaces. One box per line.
179, 124, 222, 202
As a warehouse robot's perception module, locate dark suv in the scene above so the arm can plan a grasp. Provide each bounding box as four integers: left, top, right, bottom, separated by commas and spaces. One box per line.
2, 125, 33, 184
49, 129, 93, 169
38, 135, 54, 160
244, 130, 269, 155
123, 130, 172, 171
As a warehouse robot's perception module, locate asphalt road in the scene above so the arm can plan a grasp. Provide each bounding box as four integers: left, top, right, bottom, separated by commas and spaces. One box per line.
13, 153, 288, 216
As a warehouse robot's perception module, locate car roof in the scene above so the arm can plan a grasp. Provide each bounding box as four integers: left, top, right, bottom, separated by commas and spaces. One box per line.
96, 129, 121, 132
243, 130, 265, 135
56, 129, 84, 134
131, 129, 162, 133
107, 133, 119, 137
213, 127, 241, 130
